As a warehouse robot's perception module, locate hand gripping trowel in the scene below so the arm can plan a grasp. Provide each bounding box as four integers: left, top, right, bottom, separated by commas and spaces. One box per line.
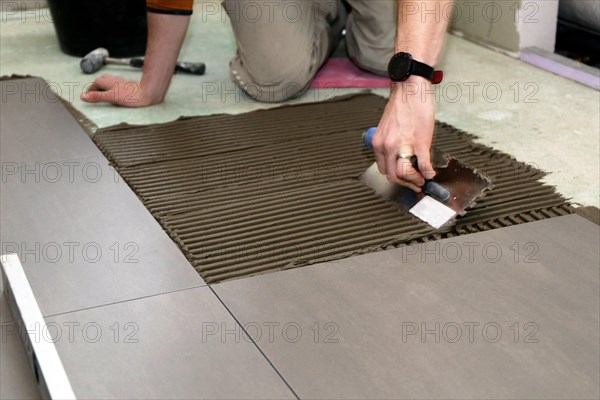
360, 127, 493, 229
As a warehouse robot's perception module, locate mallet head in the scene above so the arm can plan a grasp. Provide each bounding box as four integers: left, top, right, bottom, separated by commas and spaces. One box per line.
80, 48, 110, 74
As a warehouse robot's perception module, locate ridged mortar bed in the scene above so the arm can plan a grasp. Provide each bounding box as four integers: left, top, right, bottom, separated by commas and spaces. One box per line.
93, 94, 573, 283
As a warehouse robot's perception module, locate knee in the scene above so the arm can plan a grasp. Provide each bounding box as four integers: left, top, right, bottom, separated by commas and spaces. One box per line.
346, 23, 395, 75
230, 58, 315, 103
345, 2, 397, 75
349, 47, 392, 76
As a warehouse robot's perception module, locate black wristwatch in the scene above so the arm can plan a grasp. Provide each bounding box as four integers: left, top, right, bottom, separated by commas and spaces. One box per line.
387, 52, 443, 84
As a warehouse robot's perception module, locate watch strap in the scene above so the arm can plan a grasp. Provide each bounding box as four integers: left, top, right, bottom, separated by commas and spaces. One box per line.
411, 59, 435, 82
388, 52, 444, 84
411, 59, 443, 84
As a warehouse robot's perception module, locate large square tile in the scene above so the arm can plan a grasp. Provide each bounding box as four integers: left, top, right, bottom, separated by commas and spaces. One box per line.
44, 286, 295, 399
1, 157, 204, 316
1, 77, 102, 164
215, 215, 600, 399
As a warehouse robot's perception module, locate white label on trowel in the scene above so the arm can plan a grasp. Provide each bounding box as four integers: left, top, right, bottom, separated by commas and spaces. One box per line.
409, 196, 457, 229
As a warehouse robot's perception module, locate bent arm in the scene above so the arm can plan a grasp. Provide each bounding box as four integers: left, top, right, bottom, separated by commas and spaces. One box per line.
372, 0, 452, 190
394, 0, 451, 65
141, 10, 192, 104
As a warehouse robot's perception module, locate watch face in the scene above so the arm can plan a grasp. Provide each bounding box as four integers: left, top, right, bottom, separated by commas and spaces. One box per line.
388, 52, 413, 81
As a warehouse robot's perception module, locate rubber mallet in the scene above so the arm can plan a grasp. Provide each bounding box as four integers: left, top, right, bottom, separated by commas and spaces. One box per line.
80, 47, 206, 75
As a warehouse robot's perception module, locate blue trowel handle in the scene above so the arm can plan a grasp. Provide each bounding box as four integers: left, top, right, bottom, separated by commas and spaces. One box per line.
362, 127, 378, 150
361, 127, 451, 203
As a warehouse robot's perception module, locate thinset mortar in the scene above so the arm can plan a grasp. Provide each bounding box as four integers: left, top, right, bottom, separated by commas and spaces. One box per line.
92, 94, 574, 283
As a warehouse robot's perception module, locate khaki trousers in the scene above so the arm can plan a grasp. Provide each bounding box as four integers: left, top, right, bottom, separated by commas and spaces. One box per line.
223, 0, 397, 102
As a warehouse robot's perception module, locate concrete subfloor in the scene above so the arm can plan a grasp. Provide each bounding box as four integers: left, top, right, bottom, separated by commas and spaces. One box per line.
1, 4, 599, 208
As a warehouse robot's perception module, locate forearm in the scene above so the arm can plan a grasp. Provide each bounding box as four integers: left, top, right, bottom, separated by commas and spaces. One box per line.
140, 12, 191, 103
395, 0, 452, 69
390, 0, 452, 107
372, 1, 453, 187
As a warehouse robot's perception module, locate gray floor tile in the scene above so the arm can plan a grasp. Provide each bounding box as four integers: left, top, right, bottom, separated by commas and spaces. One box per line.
1, 78, 102, 164
0, 279, 41, 400
214, 215, 600, 399
1, 157, 204, 317
44, 286, 295, 399
0, 330, 41, 400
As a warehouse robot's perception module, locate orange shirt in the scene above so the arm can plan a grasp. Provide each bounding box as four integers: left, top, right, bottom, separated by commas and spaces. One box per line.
147, 0, 194, 15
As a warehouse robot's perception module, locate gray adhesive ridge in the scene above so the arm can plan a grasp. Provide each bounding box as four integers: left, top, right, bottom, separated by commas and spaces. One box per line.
92, 94, 573, 283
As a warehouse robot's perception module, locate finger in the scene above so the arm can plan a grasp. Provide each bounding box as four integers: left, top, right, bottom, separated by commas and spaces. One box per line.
85, 80, 106, 94
396, 157, 425, 189
384, 147, 398, 183
374, 152, 386, 176
85, 80, 110, 95
395, 177, 422, 193
383, 142, 403, 184
414, 146, 436, 180
81, 89, 117, 104
371, 128, 387, 175
86, 74, 121, 93
385, 151, 423, 190
383, 136, 404, 183
95, 74, 123, 87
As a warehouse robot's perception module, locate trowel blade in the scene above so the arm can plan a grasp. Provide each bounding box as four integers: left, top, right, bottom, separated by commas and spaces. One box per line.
358, 157, 493, 229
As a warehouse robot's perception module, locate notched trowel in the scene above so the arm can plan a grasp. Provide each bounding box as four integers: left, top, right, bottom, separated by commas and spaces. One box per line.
360, 127, 493, 229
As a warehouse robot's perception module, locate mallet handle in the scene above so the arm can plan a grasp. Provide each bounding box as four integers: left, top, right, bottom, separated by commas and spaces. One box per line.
129, 58, 206, 75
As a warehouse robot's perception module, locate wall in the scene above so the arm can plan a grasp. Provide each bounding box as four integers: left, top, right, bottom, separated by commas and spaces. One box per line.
449, 0, 559, 54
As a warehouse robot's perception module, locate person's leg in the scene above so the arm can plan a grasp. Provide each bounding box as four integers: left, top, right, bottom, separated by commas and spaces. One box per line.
223, 0, 345, 103
344, 0, 397, 75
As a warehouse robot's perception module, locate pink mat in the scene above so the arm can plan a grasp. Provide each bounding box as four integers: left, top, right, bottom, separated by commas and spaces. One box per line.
310, 58, 391, 89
